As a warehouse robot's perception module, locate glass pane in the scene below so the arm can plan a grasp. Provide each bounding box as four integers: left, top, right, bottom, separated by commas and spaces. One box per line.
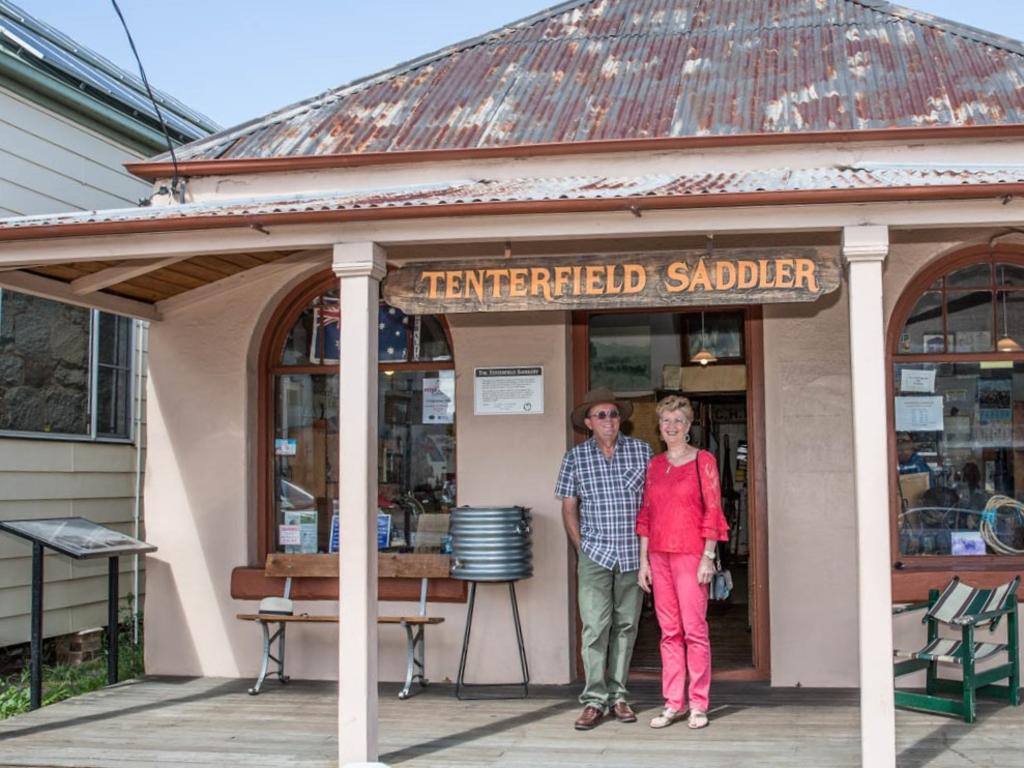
273, 370, 457, 554
996, 291, 1024, 351
589, 312, 684, 393
97, 366, 130, 438
273, 374, 338, 553
378, 304, 409, 363
946, 263, 992, 289
280, 289, 339, 366
97, 313, 131, 367
415, 316, 452, 361
0, 291, 90, 435
894, 361, 1024, 557
377, 370, 456, 553
898, 291, 943, 354
996, 263, 1024, 287
683, 312, 744, 361
96, 313, 132, 439
280, 306, 315, 365
947, 291, 992, 352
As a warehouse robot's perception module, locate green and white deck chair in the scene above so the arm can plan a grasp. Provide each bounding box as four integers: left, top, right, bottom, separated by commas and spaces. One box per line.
893, 576, 1020, 722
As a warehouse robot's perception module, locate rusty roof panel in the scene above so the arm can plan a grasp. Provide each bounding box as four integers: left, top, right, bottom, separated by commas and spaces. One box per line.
2, 163, 1022, 234
164, 0, 1024, 163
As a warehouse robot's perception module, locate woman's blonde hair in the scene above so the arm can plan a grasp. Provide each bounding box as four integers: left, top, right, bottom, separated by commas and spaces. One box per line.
656, 394, 694, 421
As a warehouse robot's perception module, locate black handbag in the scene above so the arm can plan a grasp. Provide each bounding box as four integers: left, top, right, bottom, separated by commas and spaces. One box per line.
696, 451, 732, 601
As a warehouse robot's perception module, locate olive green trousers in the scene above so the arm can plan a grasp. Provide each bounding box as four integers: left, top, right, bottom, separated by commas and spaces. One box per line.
577, 550, 643, 708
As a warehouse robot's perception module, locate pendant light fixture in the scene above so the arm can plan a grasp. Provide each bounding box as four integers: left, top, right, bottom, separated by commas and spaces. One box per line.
690, 311, 718, 366
997, 270, 1022, 352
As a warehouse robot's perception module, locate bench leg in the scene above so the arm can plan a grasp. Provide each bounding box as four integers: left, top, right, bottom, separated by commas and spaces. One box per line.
398, 621, 427, 700
248, 621, 289, 695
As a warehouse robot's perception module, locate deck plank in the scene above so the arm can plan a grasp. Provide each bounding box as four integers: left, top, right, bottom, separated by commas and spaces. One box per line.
0, 677, 1020, 767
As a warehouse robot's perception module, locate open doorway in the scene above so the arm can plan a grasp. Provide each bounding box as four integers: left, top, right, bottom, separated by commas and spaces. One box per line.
572, 308, 767, 678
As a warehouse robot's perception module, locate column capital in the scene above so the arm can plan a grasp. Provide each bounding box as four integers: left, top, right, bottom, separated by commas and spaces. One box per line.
842, 225, 889, 264
332, 242, 387, 280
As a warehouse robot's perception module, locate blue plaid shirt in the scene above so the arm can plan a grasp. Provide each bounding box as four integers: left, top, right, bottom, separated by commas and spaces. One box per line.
554, 435, 652, 572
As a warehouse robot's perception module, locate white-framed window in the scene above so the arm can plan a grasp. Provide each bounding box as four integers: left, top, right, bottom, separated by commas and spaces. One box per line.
0, 289, 135, 441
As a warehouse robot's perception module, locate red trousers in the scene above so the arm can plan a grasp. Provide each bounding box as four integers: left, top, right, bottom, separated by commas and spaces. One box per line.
649, 551, 711, 712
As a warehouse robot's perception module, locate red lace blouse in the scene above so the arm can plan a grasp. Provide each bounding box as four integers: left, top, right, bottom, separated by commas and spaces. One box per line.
635, 450, 730, 554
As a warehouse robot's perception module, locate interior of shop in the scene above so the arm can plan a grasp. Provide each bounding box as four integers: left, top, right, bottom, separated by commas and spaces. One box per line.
586, 309, 754, 672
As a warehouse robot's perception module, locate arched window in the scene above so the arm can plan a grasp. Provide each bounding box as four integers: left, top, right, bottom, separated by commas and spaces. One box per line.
889, 246, 1024, 577
258, 272, 455, 558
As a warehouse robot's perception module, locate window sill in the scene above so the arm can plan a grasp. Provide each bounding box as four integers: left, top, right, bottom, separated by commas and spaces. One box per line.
892, 560, 1024, 602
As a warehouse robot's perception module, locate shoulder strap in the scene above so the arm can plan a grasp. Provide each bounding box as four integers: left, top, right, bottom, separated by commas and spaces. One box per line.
695, 450, 704, 511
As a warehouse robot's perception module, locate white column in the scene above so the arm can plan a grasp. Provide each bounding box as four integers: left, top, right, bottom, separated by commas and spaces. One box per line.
843, 225, 896, 768
333, 242, 387, 767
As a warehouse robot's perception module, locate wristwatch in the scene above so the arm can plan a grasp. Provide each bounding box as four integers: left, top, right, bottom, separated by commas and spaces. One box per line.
702, 550, 716, 560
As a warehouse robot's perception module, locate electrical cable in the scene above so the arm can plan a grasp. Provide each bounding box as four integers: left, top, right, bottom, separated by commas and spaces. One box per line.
108, 0, 183, 201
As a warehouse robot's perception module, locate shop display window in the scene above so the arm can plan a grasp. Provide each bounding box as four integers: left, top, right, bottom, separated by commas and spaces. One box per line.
891, 255, 1024, 564
266, 276, 455, 556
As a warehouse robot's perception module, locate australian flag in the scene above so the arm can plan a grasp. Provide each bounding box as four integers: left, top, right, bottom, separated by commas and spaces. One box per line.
378, 305, 409, 362
310, 297, 341, 363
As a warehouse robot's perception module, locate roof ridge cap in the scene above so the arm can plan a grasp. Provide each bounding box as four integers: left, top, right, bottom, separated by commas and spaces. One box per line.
852, 0, 1024, 56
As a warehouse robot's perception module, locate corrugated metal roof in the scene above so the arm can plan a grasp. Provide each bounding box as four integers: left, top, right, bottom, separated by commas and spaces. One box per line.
1, 163, 1021, 234
167, 0, 1024, 163
0, 0, 218, 142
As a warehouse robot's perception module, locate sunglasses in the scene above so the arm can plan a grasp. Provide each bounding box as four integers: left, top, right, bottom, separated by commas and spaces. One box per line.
588, 409, 620, 421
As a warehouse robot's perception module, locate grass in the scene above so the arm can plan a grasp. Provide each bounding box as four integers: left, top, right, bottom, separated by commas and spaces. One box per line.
0, 614, 144, 720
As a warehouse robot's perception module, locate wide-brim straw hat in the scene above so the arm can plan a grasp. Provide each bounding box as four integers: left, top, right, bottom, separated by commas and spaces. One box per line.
570, 387, 634, 431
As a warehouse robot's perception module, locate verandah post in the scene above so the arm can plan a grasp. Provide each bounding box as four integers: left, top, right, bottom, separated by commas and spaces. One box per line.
843, 224, 896, 768
333, 242, 387, 766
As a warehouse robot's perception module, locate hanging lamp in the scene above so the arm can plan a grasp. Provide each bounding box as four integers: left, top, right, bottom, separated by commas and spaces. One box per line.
690, 311, 718, 366
997, 272, 1022, 352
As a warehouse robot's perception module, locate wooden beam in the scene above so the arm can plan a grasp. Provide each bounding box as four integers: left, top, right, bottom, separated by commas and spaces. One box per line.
70, 256, 189, 295
1, 198, 1022, 266
0, 270, 160, 321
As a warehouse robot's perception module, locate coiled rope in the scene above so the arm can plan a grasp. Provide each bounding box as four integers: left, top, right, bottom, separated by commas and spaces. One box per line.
981, 495, 1024, 555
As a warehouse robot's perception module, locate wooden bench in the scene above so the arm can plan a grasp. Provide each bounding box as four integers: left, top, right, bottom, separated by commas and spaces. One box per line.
237, 552, 449, 698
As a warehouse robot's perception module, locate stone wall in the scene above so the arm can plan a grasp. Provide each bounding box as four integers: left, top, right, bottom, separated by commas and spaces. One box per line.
0, 291, 90, 435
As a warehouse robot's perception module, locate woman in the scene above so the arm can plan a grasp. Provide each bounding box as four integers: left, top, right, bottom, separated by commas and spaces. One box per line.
636, 395, 729, 730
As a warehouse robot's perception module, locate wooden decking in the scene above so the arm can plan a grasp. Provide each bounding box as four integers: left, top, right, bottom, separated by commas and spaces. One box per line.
0, 676, 1020, 767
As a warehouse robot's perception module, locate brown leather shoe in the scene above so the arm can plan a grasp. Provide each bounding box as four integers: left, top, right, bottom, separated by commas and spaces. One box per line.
574, 705, 605, 730
612, 701, 637, 723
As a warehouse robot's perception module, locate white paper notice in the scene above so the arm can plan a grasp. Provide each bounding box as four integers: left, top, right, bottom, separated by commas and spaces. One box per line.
894, 396, 944, 431
900, 368, 935, 394
422, 373, 455, 424
278, 525, 301, 546
474, 366, 544, 415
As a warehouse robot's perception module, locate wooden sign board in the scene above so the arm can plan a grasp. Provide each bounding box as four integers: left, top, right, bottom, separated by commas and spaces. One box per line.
383, 248, 840, 314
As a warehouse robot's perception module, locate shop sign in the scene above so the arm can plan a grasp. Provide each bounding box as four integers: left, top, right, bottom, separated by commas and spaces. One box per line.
383, 248, 840, 314
474, 367, 544, 416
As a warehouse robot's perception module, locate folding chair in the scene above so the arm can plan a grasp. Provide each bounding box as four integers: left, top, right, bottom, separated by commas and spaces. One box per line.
893, 576, 1020, 722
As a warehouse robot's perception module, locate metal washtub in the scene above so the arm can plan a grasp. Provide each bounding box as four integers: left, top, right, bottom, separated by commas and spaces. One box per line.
449, 506, 532, 582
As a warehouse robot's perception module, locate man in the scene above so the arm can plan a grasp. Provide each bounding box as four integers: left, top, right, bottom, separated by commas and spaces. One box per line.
555, 387, 653, 730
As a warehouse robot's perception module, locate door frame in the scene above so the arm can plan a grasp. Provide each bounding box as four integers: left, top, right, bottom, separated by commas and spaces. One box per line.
569, 305, 770, 682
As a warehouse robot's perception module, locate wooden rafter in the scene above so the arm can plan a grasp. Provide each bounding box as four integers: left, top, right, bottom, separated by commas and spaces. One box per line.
70, 256, 190, 295
0, 270, 160, 321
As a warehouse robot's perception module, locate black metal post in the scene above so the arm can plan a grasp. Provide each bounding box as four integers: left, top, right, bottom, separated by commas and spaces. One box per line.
108, 556, 119, 686
30, 542, 43, 710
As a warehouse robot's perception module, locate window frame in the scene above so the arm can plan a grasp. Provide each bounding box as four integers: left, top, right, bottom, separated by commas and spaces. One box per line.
0, 290, 137, 444
887, 245, 1024, 599
254, 271, 460, 585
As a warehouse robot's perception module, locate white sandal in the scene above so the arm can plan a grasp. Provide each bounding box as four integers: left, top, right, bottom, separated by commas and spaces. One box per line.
687, 710, 709, 729
649, 707, 687, 729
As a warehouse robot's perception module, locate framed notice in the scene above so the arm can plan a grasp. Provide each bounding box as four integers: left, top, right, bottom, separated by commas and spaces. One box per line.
474, 367, 544, 415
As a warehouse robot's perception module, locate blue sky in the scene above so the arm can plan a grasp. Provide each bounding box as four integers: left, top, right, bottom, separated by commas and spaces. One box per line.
11, 0, 1024, 129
